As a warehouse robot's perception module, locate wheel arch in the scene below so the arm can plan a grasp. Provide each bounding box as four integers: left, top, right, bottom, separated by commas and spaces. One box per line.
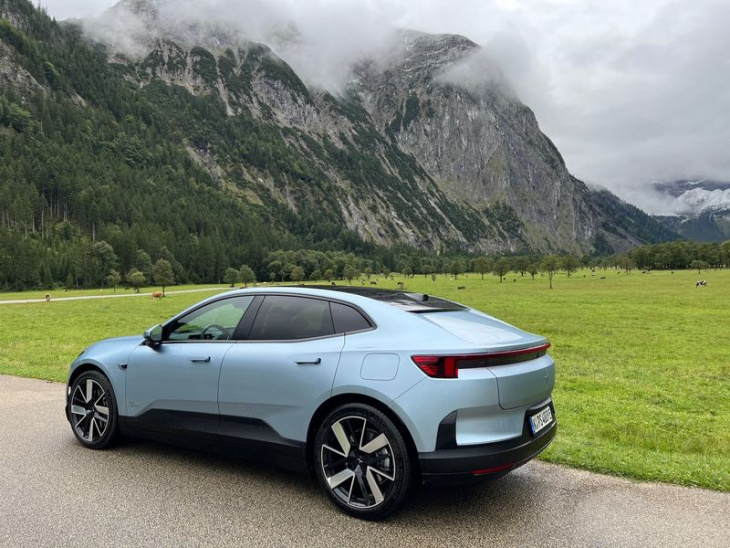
68, 362, 107, 387
67, 361, 127, 416
305, 393, 421, 477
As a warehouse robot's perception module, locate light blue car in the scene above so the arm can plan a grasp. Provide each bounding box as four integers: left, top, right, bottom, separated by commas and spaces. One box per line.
66, 286, 556, 520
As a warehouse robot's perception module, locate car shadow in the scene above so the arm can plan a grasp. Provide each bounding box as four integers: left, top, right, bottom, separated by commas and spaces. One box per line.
110, 436, 539, 527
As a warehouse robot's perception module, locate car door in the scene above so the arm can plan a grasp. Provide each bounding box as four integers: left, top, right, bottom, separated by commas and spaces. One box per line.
218, 295, 345, 445
125, 295, 255, 436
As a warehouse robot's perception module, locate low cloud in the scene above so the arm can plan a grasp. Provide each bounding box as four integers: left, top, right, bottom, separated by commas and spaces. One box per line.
43, 0, 730, 208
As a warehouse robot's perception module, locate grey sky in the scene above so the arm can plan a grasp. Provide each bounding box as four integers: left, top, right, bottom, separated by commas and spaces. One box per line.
39, 0, 730, 213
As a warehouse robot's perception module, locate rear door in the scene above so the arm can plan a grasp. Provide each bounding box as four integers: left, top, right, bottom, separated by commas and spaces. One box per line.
218, 295, 345, 444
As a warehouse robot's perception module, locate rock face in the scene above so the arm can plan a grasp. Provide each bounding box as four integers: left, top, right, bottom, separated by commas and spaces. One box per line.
351, 30, 601, 252
74, 1, 679, 252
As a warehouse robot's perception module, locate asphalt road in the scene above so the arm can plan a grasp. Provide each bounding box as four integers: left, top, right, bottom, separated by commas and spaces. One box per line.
0, 375, 727, 548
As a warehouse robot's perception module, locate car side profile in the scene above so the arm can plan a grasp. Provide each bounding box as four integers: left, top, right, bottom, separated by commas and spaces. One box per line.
66, 286, 556, 520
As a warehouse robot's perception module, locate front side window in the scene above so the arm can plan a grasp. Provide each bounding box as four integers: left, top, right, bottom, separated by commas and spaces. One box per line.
249, 296, 335, 341
166, 296, 254, 341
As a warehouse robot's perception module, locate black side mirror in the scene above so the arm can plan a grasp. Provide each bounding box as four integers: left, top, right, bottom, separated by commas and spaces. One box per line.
143, 324, 163, 347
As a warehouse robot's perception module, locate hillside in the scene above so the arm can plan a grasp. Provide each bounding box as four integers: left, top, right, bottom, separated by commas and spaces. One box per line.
0, 0, 676, 289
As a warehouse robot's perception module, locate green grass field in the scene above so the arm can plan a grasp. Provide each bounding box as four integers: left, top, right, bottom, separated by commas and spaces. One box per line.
0, 270, 727, 491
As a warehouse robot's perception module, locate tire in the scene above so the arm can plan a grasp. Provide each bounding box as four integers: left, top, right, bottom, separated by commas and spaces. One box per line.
67, 370, 119, 449
313, 403, 414, 520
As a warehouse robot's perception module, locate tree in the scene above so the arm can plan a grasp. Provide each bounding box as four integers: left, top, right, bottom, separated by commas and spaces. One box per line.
528, 263, 539, 280
541, 255, 560, 289
560, 255, 580, 277
690, 260, 709, 274
343, 264, 357, 284
126, 268, 145, 293
224, 267, 240, 287
617, 255, 636, 275
721, 240, 730, 267
449, 260, 464, 279
324, 268, 334, 282
290, 266, 305, 283
474, 257, 491, 279
134, 250, 153, 281
91, 241, 118, 287
152, 259, 175, 295
514, 256, 530, 277
106, 269, 121, 292
309, 269, 321, 282
492, 258, 510, 283
239, 265, 256, 287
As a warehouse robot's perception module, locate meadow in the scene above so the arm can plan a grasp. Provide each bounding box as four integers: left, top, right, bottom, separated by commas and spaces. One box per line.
0, 269, 727, 491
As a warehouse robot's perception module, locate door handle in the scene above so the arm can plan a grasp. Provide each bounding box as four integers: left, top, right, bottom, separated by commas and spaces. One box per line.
190, 356, 211, 363
295, 358, 322, 365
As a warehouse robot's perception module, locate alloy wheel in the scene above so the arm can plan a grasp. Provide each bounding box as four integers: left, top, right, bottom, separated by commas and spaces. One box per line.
320, 416, 396, 509
70, 378, 111, 443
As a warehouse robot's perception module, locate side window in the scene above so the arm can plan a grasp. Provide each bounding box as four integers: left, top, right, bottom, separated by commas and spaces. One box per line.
331, 302, 372, 333
249, 296, 335, 341
166, 296, 254, 341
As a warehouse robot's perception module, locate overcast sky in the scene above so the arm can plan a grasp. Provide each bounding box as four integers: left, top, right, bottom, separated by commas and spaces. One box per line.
39, 0, 730, 213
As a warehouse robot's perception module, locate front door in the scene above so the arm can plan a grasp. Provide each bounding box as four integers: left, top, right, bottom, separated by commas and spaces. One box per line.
125, 295, 255, 435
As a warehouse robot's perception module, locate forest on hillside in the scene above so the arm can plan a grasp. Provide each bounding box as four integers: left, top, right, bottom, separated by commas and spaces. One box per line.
0, 0, 698, 291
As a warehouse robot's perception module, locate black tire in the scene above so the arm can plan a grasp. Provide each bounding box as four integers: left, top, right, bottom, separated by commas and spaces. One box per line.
313, 403, 414, 520
67, 370, 119, 449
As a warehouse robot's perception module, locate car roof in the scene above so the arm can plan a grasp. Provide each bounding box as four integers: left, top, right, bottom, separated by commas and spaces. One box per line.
211, 286, 466, 313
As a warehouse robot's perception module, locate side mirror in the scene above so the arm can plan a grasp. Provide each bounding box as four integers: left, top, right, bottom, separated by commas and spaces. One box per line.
143, 324, 163, 346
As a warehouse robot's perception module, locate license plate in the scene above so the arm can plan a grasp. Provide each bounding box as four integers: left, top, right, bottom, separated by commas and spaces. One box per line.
529, 406, 553, 435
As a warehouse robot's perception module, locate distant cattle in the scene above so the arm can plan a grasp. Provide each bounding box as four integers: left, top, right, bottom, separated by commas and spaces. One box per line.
457, 286, 466, 290
151, 291, 163, 299
44, 294, 51, 302
696, 280, 707, 287
370, 281, 377, 285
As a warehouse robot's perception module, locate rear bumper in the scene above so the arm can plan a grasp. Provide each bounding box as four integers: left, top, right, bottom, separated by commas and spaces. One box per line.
419, 401, 557, 485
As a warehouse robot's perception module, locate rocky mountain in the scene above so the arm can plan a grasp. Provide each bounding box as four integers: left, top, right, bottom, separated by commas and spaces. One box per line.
0, 0, 677, 288
652, 180, 730, 241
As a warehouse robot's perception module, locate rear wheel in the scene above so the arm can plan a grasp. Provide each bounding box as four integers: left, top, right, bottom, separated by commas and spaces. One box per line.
314, 403, 414, 520
68, 370, 119, 449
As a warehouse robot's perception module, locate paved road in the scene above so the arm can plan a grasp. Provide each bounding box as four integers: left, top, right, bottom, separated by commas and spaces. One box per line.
0, 287, 227, 305
0, 376, 727, 548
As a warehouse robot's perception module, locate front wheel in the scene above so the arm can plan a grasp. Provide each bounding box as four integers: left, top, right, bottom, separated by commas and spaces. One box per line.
68, 370, 119, 449
313, 403, 414, 520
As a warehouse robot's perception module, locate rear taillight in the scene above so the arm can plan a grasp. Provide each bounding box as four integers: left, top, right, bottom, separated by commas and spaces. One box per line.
411, 355, 459, 378
411, 342, 551, 379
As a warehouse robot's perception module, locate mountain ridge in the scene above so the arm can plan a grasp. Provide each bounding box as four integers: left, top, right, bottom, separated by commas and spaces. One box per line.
0, 0, 678, 289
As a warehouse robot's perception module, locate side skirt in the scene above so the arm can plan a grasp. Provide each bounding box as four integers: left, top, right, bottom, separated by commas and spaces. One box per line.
118, 410, 308, 473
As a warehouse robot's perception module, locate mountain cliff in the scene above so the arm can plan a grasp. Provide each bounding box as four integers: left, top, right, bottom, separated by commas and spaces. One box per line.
0, 0, 677, 287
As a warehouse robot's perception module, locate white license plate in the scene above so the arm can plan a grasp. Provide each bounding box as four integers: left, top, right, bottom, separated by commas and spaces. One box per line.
529, 406, 553, 435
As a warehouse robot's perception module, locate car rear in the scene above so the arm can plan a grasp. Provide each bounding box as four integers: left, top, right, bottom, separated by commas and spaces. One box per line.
391, 304, 556, 484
